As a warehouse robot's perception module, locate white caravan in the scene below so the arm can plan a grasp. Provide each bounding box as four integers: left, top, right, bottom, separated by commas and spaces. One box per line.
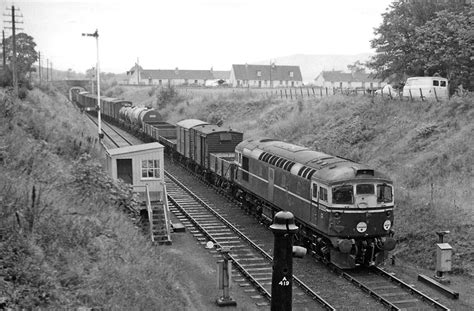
402, 76, 449, 100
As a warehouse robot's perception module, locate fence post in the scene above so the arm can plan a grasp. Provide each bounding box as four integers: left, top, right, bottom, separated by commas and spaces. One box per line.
433, 88, 438, 102
300, 87, 303, 97
285, 89, 288, 99
325, 87, 328, 96
290, 89, 293, 100
420, 88, 424, 101
409, 89, 413, 101
280, 89, 283, 99
388, 87, 392, 99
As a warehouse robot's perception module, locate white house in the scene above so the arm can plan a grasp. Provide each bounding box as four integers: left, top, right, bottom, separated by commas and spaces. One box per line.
230, 64, 303, 88
314, 71, 386, 90
125, 64, 229, 86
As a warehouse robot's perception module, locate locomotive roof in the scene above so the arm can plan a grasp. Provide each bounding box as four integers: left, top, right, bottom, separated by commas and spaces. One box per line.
176, 119, 209, 129
192, 124, 241, 135
237, 138, 391, 184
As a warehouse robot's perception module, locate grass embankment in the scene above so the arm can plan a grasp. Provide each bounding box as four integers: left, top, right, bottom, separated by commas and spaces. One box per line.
0, 87, 186, 309
125, 86, 473, 275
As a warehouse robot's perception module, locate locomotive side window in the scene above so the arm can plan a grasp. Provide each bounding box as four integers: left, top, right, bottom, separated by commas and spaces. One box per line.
377, 184, 393, 203
312, 183, 318, 199
319, 187, 328, 202
242, 156, 249, 181
332, 185, 353, 204
356, 184, 374, 195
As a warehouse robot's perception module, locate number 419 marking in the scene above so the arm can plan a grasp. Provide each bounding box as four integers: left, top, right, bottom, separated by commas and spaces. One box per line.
279, 277, 290, 286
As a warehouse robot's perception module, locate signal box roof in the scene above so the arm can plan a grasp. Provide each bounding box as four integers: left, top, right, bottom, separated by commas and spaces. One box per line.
107, 142, 163, 156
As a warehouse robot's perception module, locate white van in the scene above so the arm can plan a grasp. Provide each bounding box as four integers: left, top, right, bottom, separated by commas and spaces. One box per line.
402, 76, 449, 100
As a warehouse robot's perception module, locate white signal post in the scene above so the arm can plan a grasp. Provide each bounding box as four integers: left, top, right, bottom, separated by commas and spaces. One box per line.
82, 29, 103, 139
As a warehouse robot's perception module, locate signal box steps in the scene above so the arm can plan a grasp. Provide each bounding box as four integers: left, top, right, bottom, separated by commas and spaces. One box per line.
150, 200, 172, 245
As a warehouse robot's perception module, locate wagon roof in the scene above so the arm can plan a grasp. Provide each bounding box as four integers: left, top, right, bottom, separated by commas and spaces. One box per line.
176, 119, 209, 129
192, 124, 241, 135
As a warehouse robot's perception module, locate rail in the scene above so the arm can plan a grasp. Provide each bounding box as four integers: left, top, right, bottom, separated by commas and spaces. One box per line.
165, 170, 335, 310
160, 181, 172, 242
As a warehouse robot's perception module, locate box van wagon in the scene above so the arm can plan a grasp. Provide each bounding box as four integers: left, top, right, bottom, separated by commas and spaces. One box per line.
402, 77, 449, 100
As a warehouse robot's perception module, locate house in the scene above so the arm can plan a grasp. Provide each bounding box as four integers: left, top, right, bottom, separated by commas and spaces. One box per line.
314, 70, 386, 90
125, 64, 230, 86
230, 64, 303, 88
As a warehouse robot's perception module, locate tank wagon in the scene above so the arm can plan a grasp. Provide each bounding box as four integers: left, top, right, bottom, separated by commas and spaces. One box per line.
71, 89, 396, 269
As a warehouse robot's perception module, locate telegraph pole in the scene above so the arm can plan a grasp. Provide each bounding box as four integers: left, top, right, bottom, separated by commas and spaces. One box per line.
38, 52, 41, 82
50, 61, 53, 81
2, 31, 5, 67
3, 5, 23, 94
46, 59, 49, 81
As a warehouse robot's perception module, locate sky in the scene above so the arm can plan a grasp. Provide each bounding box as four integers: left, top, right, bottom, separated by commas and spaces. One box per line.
8, 0, 394, 74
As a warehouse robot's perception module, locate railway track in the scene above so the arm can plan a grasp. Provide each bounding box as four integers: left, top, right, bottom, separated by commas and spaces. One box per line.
169, 160, 452, 311
165, 171, 335, 310
90, 116, 452, 310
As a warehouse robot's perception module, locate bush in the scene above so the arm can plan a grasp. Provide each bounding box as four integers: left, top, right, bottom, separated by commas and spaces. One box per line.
18, 87, 28, 99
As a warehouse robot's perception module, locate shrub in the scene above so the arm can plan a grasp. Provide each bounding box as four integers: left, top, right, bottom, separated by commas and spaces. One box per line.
18, 87, 28, 100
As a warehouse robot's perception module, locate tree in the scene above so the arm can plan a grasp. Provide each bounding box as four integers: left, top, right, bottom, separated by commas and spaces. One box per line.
347, 61, 367, 74
368, 0, 471, 89
4, 32, 39, 82
414, 8, 473, 91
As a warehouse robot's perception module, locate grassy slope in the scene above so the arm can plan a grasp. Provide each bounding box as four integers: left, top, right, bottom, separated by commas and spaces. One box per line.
123, 86, 473, 275
0, 87, 187, 309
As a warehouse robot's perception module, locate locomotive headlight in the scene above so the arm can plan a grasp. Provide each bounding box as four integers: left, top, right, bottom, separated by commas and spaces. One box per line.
383, 220, 391, 231
356, 222, 367, 233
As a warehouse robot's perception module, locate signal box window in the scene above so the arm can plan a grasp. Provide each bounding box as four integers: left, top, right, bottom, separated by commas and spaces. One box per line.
319, 187, 328, 202
142, 160, 160, 179
433, 80, 439, 86
332, 185, 353, 204
440, 81, 446, 87
377, 184, 393, 203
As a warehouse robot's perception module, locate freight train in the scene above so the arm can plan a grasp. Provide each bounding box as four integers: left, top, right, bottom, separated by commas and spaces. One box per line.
71, 90, 396, 269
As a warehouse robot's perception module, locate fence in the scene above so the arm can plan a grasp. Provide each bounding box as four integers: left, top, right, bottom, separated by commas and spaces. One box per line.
120, 84, 448, 102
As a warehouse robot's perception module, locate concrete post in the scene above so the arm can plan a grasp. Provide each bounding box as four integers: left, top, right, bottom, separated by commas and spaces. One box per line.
216, 247, 236, 307
270, 211, 298, 311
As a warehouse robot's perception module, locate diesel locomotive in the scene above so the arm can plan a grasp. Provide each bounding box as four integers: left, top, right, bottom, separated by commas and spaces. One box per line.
71, 90, 396, 269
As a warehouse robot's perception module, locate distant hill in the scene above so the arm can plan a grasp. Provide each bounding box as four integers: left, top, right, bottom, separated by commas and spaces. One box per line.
255, 53, 373, 83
